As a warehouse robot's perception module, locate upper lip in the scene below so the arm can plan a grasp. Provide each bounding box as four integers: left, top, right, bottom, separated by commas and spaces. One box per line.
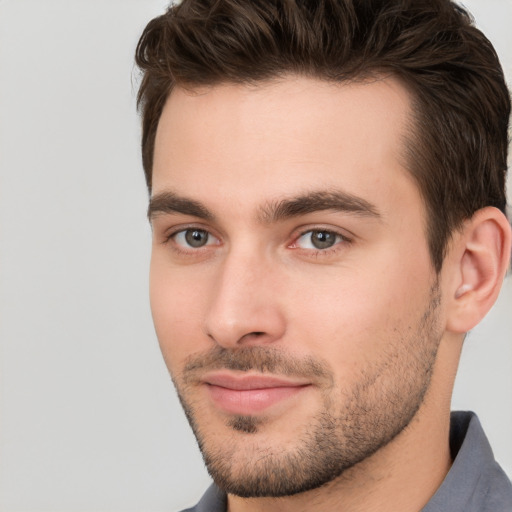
202, 372, 311, 390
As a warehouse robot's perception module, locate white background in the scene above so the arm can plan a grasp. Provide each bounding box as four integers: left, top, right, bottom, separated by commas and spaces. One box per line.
0, 0, 511, 510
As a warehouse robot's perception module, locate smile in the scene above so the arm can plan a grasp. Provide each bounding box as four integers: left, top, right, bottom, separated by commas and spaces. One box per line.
202, 373, 311, 415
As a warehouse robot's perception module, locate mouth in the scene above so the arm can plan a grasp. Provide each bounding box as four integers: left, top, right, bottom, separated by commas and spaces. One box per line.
202, 372, 311, 415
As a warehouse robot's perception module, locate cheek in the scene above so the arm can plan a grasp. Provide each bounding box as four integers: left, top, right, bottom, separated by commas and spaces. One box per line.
149, 258, 210, 371
285, 257, 432, 375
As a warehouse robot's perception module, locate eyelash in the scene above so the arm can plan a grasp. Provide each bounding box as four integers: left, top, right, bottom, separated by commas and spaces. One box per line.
161, 226, 352, 257
289, 227, 352, 256
162, 225, 219, 254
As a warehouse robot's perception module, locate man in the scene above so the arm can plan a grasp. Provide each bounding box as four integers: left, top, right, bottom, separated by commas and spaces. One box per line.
135, 0, 512, 510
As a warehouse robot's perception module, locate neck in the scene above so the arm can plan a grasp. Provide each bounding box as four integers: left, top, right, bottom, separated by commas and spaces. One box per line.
227, 411, 451, 512
227, 335, 462, 512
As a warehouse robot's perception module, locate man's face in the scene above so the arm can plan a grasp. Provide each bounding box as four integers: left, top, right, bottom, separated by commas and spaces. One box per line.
149, 77, 444, 497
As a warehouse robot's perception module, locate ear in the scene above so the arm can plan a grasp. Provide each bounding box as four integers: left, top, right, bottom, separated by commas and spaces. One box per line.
445, 207, 511, 333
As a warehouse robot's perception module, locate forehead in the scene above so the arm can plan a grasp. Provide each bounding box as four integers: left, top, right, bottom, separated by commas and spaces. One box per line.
152, 76, 419, 220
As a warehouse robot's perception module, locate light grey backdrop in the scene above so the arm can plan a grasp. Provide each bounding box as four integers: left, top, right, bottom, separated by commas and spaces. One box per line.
0, 0, 510, 510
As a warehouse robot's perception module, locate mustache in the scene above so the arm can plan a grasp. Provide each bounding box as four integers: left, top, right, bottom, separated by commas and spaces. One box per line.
181, 345, 333, 385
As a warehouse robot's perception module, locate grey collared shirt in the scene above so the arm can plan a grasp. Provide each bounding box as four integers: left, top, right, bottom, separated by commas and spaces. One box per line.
181, 411, 512, 512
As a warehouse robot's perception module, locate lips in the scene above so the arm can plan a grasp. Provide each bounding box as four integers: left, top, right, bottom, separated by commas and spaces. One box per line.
202, 372, 310, 415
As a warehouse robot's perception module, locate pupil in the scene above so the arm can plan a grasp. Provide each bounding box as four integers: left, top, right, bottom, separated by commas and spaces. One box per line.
312, 231, 335, 249
185, 229, 208, 247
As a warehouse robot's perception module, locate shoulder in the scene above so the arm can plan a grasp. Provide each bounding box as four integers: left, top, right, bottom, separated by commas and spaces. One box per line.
179, 483, 227, 512
424, 411, 512, 512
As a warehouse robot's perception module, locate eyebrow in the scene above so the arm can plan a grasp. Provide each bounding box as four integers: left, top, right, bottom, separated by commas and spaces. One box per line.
258, 190, 381, 223
148, 189, 381, 223
148, 191, 214, 221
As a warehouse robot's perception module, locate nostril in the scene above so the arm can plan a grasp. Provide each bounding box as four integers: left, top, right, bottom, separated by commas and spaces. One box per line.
204, 303, 286, 348
207, 330, 266, 345
237, 331, 267, 344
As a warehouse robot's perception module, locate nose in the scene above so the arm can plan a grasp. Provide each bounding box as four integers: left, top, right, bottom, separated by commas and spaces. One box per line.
204, 248, 286, 348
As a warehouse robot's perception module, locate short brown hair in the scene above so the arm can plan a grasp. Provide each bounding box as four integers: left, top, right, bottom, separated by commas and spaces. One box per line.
135, 0, 510, 271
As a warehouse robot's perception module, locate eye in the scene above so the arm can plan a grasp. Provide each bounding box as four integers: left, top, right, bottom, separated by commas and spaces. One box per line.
172, 228, 216, 248
293, 230, 345, 250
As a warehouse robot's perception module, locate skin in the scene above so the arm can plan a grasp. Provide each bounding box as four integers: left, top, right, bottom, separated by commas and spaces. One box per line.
149, 76, 511, 511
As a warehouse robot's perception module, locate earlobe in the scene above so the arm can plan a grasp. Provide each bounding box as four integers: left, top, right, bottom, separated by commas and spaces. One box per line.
446, 207, 511, 333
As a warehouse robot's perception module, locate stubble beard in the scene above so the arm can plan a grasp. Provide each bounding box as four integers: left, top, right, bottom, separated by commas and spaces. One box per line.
172, 284, 442, 498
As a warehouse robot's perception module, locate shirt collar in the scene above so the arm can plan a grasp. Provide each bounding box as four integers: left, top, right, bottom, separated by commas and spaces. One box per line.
422, 411, 512, 511
190, 411, 511, 512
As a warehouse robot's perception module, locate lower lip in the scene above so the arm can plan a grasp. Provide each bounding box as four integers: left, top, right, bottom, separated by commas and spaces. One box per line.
206, 384, 308, 415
